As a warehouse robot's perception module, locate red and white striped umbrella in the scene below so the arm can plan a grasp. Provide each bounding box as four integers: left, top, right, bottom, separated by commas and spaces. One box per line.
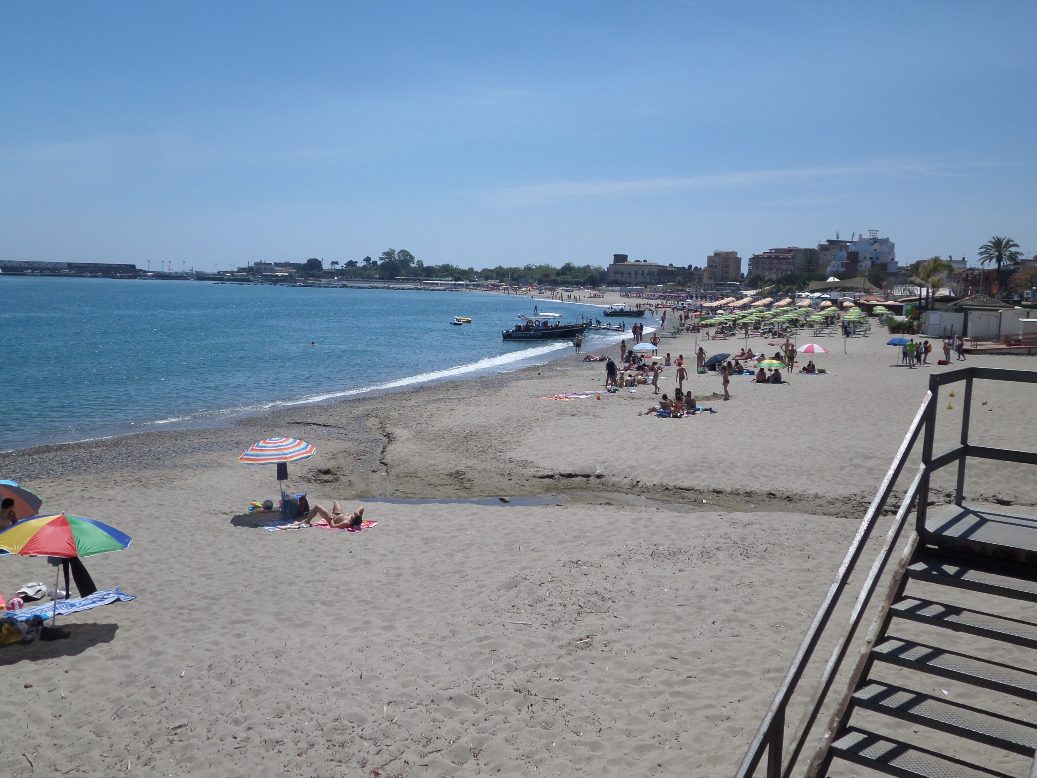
797, 343, 830, 354
238, 437, 317, 464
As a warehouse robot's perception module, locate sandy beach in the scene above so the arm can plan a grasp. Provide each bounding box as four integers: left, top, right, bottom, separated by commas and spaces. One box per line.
2, 297, 1036, 776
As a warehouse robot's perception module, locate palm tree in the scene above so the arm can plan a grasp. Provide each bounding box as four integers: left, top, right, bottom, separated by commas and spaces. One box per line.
978, 236, 1022, 297
908, 257, 953, 312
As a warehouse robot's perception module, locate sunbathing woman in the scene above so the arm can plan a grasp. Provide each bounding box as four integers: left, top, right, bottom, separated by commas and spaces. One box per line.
305, 501, 364, 527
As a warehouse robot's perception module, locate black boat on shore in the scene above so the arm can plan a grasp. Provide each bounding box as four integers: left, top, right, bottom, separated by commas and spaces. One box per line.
603, 304, 647, 317
502, 314, 590, 340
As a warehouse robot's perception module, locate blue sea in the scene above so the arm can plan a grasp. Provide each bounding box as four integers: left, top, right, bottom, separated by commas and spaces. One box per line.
1, 277, 638, 452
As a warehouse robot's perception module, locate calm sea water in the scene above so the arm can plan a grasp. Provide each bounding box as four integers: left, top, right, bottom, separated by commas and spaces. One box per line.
1, 277, 636, 452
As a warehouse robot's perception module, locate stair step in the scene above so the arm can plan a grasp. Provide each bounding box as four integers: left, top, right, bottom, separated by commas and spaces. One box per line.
891, 596, 1037, 649
853, 681, 1037, 756
872, 638, 1037, 701
830, 727, 1013, 777
908, 557, 1037, 603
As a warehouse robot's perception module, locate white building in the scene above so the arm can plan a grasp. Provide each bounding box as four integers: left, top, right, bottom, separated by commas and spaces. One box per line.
824, 230, 896, 275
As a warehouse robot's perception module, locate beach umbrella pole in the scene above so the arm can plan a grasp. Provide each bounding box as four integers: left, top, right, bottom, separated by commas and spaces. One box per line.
52, 565, 60, 625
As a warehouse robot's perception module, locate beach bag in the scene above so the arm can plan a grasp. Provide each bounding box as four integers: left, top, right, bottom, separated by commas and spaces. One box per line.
16, 582, 47, 602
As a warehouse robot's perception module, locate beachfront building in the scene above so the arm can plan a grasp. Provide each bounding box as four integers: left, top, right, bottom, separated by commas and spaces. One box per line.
748, 248, 793, 280
606, 253, 682, 284
818, 239, 850, 276
746, 247, 819, 280
823, 231, 897, 276
704, 251, 741, 283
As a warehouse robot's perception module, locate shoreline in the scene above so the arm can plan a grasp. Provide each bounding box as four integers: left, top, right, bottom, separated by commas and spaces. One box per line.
1, 290, 641, 458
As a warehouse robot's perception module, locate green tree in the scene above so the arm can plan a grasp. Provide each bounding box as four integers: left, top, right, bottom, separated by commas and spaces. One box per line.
379, 249, 398, 265
866, 266, 886, 289
397, 250, 416, 270
978, 236, 1022, 297
908, 256, 952, 312
303, 258, 323, 275
378, 259, 401, 279
1012, 265, 1037, 296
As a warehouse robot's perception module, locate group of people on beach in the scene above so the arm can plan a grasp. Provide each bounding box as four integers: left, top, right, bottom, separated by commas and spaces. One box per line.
644, 388, 714, 417
899, 336, 966, 368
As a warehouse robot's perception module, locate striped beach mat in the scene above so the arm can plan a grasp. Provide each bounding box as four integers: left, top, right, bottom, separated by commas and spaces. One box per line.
6, 588, 135, 622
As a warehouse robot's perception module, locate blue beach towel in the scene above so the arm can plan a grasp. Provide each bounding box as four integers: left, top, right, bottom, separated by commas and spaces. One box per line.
6, 588, 135, 623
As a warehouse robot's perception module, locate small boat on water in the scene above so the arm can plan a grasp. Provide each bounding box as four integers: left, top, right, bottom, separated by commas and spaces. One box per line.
502, 315, 589, 340
451, 316, 473, 325
603, 304, 647, 317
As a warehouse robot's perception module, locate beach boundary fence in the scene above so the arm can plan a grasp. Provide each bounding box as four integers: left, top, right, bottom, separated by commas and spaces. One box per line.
736, 366, 1037, 778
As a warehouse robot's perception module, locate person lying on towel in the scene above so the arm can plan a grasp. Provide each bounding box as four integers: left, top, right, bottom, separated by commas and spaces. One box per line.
304, 502, 364, 528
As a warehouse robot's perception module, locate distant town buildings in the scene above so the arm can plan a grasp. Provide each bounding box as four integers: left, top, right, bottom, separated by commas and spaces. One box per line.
822, 231, 897, 276
705, 251, 742, 283
606, 253, 682, 284
746, 247, 818, 280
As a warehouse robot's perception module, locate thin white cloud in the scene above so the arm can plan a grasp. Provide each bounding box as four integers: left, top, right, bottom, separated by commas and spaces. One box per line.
470, 159, 978, 207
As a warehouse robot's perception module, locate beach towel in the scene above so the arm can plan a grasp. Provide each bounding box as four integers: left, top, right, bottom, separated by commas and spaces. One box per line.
312, 519, 377, 532
6, 588, 135, 623
265, 519, 378, 532
542, 392, 598, 401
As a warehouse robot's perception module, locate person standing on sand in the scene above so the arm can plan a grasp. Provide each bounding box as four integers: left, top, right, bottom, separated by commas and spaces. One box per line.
720, 364, 731, 400
651, 364, 661, 394
573, 334, 582, 355
696, 347, 706, 370
605, 358, 618, 388
943, 339, 952, 362
956, 336, 966, 360
619, 340, 627, 361
676, 362, 688, 392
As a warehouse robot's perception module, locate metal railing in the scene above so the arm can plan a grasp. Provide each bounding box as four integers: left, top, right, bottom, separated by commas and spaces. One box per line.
736, 366, 1037, 777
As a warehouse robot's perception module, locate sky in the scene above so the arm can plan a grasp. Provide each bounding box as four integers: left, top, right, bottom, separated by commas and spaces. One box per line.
2, 1, 1035, 272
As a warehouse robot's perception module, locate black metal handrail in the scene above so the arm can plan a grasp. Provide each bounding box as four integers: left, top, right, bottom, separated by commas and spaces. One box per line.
736, 366, 1037, 777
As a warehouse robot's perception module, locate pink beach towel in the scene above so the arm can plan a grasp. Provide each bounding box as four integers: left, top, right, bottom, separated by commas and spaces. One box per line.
310, 519, 378, 532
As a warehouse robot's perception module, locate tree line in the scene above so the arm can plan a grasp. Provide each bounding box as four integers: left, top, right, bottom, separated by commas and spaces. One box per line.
302, 250, 608, 286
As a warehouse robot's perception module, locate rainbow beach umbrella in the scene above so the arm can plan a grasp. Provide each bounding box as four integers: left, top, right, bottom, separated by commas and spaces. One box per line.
238, 436, 316, 465
239, 437, 317, 510
0, 513, 132, 558
0, 514, 131, 626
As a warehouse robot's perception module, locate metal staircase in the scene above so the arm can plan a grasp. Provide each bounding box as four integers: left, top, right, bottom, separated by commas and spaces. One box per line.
737, 367, 1037, 778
